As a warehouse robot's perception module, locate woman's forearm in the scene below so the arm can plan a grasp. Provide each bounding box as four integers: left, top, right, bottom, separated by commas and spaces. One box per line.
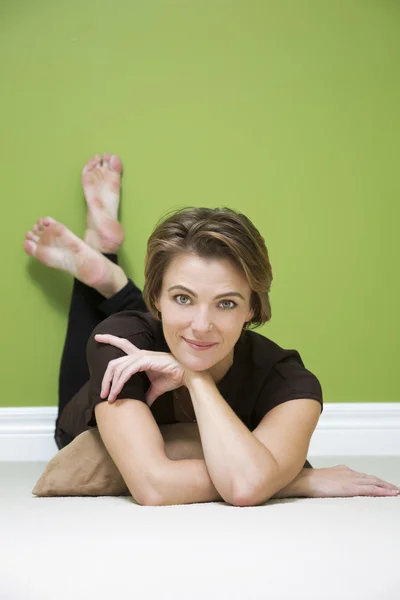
185, 372, 278, 502
159, 424, 309, 504
270, 468, 311, 498
158, 452, 308, 505
159, 424, 224, 504
158, 458, 225, 505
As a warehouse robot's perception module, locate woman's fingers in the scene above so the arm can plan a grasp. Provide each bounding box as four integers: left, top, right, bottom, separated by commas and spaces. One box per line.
108, 362, 133, 401
95, 333, 138, 355
358, 485, 400, 497
96, 334, 140, 398
101, 355, 132, 398
108, 362, 138, 402
99, 349, 185, 404
372, 477, 399, 491
108, 357, 148, 402
316, 466, 400, 498
352, 471, 400, 495
356, 473, 399, 492
101, 360, 116, 398
364, 481, 399, 493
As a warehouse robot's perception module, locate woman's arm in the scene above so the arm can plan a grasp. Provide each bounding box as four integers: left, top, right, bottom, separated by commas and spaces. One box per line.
160, 426, 400, 501
93, 336, 272, 503
159, 423, 308, 502
94, 399, 170, 505
270, 469, 310, 498
183, 371, 279, 505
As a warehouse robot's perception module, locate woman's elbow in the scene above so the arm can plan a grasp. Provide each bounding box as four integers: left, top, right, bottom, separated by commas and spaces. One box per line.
135, 488, 165, 506
127, 476, 165, 506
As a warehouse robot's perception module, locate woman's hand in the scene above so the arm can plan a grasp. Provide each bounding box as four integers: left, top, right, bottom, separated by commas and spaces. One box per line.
94, 334, 187, 407
300, 464, 400, 498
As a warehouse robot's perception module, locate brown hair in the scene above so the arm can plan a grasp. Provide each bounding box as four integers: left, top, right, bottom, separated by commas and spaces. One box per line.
143, 207, 273, 330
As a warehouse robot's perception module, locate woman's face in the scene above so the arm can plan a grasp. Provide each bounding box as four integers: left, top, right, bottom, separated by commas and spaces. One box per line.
155, 253, 254, 382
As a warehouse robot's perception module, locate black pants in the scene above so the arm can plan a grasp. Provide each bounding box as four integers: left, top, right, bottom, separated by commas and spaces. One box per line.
55, 255, 313, 469
55, 253, 148, 449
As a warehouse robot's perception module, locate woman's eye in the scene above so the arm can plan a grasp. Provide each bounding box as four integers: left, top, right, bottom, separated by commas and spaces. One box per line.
220, 300, 236, 309
174, 295, 236, 309
175, 295, 191, 304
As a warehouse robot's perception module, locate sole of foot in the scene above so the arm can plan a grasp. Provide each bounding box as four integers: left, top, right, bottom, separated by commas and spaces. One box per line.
23, 216, 113, 289
82, 152, 125, 254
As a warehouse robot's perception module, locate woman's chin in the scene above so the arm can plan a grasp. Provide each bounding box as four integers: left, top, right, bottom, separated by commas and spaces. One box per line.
176, 352, 215, 372
183, 359, 214, 372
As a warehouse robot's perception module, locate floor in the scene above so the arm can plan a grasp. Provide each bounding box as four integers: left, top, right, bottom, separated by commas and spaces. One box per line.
1, 456, 400, 600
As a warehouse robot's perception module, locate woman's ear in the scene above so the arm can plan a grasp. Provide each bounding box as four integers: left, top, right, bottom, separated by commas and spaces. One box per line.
247, 307, 255, 322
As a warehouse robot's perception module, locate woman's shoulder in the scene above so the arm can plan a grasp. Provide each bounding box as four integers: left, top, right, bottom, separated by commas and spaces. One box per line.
242, 330, 323, 414
90, 310, 168, 352
93, 310, 158, 336
244, 329, 305, 368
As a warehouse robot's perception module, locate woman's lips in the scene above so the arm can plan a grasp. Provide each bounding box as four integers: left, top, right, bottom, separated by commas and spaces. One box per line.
183, 338, 217, 351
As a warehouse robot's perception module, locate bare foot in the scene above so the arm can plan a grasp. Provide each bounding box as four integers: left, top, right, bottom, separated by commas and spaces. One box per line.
23, 217, 127, 297
82, 153, 125, 253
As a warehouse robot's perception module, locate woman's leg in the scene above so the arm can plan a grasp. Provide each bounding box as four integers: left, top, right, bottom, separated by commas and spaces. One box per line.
23, 153, 149, 448
24, 217, 148, 448
56, 253, 148, 434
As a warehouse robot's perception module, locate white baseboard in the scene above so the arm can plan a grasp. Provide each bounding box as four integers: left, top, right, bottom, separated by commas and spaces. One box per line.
0, 403, 399, 461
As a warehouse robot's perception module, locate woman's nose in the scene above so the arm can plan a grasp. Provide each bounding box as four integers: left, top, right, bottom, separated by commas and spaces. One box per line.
191, 311, 212, 332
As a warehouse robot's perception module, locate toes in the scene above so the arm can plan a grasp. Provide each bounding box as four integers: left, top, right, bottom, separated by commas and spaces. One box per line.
26, 231, 40, 244
23, 240, 37, 257
103, 152, 111, 169
35, 217, 55, 233
82, 157, 98, 176
109, 154, 123, 174
94, 154, 102, 168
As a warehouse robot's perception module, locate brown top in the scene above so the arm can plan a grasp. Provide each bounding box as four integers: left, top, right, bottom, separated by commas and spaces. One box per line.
172, 386, 197, 423
59, 310, 323, 440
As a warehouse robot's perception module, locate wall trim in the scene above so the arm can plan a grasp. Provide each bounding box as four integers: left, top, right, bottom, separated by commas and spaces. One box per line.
0, 403, 399, 461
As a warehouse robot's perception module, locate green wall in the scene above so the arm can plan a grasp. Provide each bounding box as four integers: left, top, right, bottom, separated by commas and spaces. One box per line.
2, 1, 399, 408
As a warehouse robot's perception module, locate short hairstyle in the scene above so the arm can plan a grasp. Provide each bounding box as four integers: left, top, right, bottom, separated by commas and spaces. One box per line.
143, 207, 273, 330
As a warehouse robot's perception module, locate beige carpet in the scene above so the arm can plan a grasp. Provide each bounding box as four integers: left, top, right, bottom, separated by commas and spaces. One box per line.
1, 456, 399, 600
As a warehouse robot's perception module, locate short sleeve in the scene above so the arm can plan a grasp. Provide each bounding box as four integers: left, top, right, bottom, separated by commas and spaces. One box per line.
251, 357, 323, 429
85, 316, 154, 427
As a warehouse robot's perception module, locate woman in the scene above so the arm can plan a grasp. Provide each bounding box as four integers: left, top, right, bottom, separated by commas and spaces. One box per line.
23, 153, 400, 506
